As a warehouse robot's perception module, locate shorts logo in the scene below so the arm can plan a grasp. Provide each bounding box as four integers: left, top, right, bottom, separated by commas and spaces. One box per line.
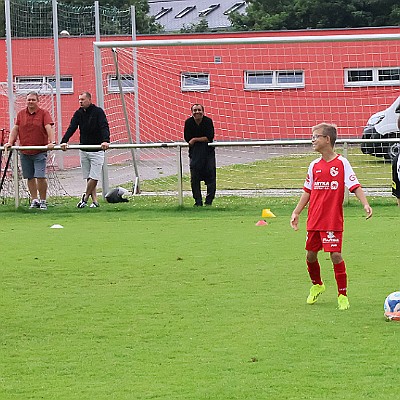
322, 231, 339, 245
330, 167, 339, 177
330, 181, 338, 190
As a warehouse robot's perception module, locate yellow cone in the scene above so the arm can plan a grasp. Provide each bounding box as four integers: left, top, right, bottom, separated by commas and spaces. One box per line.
261, 208, 276, 218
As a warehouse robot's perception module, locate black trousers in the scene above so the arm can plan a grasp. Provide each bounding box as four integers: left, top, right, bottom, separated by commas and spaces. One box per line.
190, 156, 216, 205
392, 154, 400, 198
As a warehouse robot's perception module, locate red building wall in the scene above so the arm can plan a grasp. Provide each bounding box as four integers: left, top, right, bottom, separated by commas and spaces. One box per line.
1, 27, 400, 143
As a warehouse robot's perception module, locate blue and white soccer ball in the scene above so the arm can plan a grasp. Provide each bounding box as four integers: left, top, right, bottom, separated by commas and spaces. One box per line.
384, 291, 400, 321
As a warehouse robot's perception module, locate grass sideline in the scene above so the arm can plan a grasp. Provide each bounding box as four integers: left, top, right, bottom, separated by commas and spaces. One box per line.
1, 197, 399, 399
140, 147, 391, 192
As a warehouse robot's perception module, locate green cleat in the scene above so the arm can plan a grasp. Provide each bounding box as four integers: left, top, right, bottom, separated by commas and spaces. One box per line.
306, 284, 326, 304
338, 294, 350, 310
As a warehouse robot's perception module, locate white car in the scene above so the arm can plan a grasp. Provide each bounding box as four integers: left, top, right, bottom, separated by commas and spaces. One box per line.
361, 96, 400, 159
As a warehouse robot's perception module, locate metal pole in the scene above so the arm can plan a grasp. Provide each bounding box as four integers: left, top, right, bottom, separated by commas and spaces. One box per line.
52, 0, 64, 169
94, 0, 109, 198
177, 145, 183, 206
5, 0, 19, 208
131, 5, 140, 145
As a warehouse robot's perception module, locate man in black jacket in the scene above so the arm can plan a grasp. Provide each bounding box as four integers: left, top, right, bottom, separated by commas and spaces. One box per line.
61, 91, 110, 208
184, 104, 216, 206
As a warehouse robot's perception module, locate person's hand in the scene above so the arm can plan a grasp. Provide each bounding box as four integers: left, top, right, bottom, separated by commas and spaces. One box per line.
4, 142, 12, 151
290, 212, 299, 231
364, 204, 373, 220
188, 138, 197, 147
60, 143, 68, 151
47, 142, 55, 150
101, 142, 109, 150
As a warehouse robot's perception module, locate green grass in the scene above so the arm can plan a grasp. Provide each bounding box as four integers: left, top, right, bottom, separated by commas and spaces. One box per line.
1, 197, 399, 399
141, 147, 391, 192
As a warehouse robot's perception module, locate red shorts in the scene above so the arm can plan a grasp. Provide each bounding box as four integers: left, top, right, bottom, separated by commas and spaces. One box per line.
305, 231, 343, 253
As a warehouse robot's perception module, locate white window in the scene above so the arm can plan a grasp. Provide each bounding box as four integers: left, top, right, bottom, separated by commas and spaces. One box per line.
15, 76, 73, 94
154, 7, 172, 20
108, 74, 135, 93
175, 6, 196, 18
224, 2, 246, 15
181, 73, 210, 91
199, 4, 220, 17
345, 68, 400, 87
244, 70, 305, 90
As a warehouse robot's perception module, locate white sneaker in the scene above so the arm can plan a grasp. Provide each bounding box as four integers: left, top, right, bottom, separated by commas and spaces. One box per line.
39, 200, 47, 210
30, 199, 40, 209
90, 202, 100, 208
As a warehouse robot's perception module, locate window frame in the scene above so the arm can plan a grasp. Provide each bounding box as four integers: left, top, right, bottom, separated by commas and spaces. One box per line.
344, 67, 400, 87
154, 7, 172, 20
181, 72, 210, 92
15, 75, 73, 94
175, 6, 196, 18
244, 70, 305, 90
223, 1, 246, 15
199, 4, 220, 17
107, 74, 135, 93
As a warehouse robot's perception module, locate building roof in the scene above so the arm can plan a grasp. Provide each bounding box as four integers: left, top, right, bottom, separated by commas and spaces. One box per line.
148, 0, 246, 32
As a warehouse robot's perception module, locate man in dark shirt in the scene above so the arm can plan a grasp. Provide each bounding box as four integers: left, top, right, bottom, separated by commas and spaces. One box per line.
184, 104, 216, 206
60, 91, 110, 208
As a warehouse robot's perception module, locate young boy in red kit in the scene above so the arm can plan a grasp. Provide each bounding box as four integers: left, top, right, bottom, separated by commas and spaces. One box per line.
290, 123, 373, 310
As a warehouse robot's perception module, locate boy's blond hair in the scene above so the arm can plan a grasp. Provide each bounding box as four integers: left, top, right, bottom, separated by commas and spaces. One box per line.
312, 123, 337, 146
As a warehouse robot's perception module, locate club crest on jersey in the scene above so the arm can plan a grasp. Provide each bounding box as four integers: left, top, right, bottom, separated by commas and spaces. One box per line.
330, 166, 339, 177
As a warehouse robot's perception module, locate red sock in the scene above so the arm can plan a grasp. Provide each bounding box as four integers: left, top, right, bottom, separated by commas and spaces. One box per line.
333, 261, 347, 296
307, 260, 323, 285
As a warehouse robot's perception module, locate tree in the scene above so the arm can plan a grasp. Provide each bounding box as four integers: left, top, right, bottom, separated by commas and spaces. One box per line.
180, 19, 210, 34
0, 0, 5, 37
229, 0, 400, 31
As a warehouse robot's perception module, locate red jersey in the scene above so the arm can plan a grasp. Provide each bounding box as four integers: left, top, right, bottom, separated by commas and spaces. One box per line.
16, 107, 54, 155
303, 154, 360, 232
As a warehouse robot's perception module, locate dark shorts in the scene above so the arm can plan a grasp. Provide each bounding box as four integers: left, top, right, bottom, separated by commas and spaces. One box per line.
20, 152, 47, 179
392, 154, 400, 198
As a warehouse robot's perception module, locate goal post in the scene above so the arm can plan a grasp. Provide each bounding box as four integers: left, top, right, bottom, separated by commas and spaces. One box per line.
93, 32, 400, 198
93, 32, 400, 141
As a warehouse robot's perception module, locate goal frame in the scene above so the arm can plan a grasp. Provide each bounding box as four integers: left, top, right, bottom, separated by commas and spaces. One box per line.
93, 32, 400, 196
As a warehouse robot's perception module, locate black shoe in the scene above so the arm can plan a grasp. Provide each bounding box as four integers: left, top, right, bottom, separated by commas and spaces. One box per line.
77, 193, 87, 208
193, 202, 203, 207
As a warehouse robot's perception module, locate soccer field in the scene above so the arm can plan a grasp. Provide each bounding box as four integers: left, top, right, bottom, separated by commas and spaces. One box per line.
0, 197, 399, 399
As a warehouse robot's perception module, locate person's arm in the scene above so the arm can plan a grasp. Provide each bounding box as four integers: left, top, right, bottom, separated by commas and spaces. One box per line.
61, 112, 79, 144
353, 186, 373, 219
60, 112, 79, 151
4, 125, 19, 149
45, 124, 55, 149
99, 108, 110, 150
184, 118, 193, 143
186, 117, 215, 147
188, 136, 209, 146
290, 191, 310, 231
